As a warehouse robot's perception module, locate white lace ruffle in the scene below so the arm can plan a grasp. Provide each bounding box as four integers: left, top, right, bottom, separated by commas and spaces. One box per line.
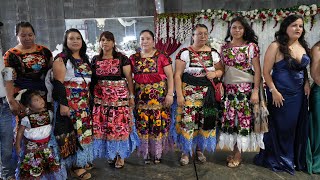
218, 132, 264, 152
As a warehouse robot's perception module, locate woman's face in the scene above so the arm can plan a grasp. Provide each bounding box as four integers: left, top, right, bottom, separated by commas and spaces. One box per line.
286, 18, 304, 41
67, 32, 83, 52
139, 32, 154, 51
100, 36, 114, 52
230, 21, 245, 40
17, 27, 35, 48
192, 27, 208, 46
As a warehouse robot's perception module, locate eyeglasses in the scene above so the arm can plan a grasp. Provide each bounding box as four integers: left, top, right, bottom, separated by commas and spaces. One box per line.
194, 33, 209, 36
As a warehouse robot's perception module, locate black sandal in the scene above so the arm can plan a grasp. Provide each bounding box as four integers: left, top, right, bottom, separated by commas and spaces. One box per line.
70, 167, 92, 180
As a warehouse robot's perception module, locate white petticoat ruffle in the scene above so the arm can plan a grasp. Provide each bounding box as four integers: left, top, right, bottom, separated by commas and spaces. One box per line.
218, 132, 264, 152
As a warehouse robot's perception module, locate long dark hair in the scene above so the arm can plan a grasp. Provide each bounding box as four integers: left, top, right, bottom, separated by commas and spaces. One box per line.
20, 90, 41, 107
275, 14, 309, 62
62, 28, 89, 66
15, 21, 35, 36
224, 16, 258, 44
98, 31, 119, 59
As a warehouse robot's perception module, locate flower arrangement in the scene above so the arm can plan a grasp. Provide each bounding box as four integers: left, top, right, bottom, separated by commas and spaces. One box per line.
156, 4, 320, 44
207, 37, 224, 51
199, 4, 320, 30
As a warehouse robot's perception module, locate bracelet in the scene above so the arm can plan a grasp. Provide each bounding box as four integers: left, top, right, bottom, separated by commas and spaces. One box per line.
269, 88, 274, 93
129, 94, 135, 99
167, 93, 174, 96
253, 87, 259, 92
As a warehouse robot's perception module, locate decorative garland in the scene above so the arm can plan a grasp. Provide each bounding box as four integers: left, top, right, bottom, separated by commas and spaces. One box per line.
156, 4, 320, 44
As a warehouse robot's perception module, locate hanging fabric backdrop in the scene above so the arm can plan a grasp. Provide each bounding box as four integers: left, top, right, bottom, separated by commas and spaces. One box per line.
154, 4, 320, 68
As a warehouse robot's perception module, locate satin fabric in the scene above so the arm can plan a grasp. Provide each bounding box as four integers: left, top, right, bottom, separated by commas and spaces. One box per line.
306, 84, 320, 174
254, 55, 310, 175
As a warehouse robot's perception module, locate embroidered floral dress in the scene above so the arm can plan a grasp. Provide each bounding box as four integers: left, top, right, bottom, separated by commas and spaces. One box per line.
219, 42, 264, 152
54, 53, 93, 167
129, 50, 173, 160
3, 45, 52, 98
174, 48, 221, 155
17, 110, 66, 180
91, 53, 139, 160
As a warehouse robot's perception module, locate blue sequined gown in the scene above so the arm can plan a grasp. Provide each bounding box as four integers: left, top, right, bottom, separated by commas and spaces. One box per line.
254, 54, 310, 175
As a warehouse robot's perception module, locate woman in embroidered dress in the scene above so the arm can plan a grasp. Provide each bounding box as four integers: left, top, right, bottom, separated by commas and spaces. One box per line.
15, 90, 66, 180
129, 30, 174, 164
3, 22, 52, 117
52, 28, 93, 179
254, 14, 310, 175
174, 24, 223, 166
91, 31, 139, 169
219, 16, 262, 168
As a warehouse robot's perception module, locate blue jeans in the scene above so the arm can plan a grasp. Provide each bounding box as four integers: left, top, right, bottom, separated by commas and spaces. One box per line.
0, 100, 15, 179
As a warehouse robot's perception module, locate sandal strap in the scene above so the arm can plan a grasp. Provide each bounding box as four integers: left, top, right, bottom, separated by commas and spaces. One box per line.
79, 171, 90, 178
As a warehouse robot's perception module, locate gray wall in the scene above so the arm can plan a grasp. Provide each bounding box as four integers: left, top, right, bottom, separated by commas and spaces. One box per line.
1, 0, 319, 53
0, 0, 155, 53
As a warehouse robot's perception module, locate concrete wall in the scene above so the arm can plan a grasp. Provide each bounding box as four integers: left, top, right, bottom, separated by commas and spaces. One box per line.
0, 0, 155, 53
0, 0, 319, 53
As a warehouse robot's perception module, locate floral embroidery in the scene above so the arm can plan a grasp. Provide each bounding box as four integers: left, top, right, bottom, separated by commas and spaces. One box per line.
28, 111, 50, 128
133, 51, 160, 74
19, 145, 60, 179
65, 81, 92, 145
96, 59, 121, 76
189, 51, 213, 68
93, 80, 133, 140
135, 81, 170, 138
221, 43, 259, 136
74, 59, 92, 78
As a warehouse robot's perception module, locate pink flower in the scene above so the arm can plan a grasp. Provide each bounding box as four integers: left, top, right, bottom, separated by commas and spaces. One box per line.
238, 83, 251, 93
235, 53, 246, 63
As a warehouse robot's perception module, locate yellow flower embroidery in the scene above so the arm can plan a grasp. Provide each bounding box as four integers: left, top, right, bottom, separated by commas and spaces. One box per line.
145, 88, 151, 94
143, 69, 150, 73
146, 84, 152, 89
148, 99, 159, 106
161, 111, 168, 119
153, 83, 159, 88
159, 81, 165, 87
185, 100, 193, 106
156, 120, 161, 126
194, 100, 202, 107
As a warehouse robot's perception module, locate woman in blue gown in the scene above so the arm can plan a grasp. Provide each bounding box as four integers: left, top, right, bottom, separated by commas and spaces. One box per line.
254, 14, 310, 175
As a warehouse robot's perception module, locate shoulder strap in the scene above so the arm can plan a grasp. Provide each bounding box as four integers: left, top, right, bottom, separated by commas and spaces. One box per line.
187, 46, 218, 88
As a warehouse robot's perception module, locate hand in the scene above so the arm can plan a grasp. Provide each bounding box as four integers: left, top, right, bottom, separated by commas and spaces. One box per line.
177, 96, 185, 107
206, 71, 217, 80
164, 95, 173, 107
9, 100, 23, 116
60, 104, 70, 117
129, 98, 135, 108
272, 89, 285, 108
250, 90, 259, 104
304, 81, 310, 98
